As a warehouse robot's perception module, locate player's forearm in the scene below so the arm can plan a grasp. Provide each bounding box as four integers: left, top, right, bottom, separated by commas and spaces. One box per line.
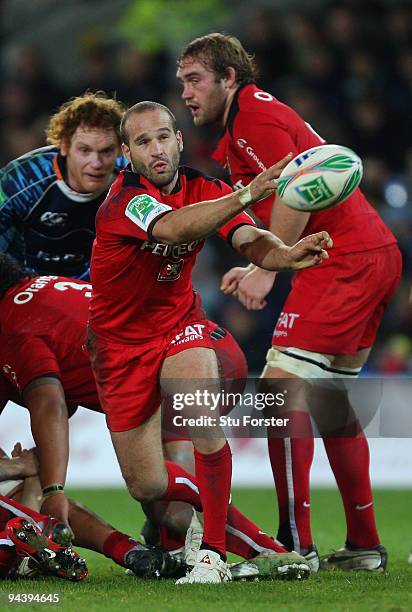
233, 226, 291, 271
153, 190, 251, 245
269, 194, 311, 245
29, 400, 69, 488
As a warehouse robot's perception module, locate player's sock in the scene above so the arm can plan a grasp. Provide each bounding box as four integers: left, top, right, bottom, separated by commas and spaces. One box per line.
0, 495, 46, 526
267, 411, 314, 552
323, 434, 380, 548
194, 442, 232, 558
162, 451, 290, 558
226, 505, 288, 558
159, 525, 185, 552
162, 461, 203, 510
102, 530, 146, 567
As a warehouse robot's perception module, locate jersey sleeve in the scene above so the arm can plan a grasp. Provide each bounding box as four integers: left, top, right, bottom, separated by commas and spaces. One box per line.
123, 192, 173, 240
218, 211, 256, 244
0, 335, 61, 394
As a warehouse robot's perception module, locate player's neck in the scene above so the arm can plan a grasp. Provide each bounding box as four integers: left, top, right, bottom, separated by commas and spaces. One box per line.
222, 87, 239, 125
160, 171, 179, 195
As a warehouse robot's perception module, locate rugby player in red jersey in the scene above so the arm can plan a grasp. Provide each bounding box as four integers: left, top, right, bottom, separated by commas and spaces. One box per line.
0, 253, 321, 582
177, 33, 402, 572
88, 100, 331, 583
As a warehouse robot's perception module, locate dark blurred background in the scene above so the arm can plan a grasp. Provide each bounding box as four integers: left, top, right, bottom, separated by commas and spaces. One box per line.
1, 0, 411, 374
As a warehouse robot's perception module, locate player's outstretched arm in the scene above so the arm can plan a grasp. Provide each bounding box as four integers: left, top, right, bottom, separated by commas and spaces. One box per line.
151, 154, 293, 245
232, 225, 332, 272
24, 379, 71, 531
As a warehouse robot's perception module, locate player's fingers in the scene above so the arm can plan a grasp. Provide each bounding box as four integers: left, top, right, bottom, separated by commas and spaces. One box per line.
312, 231, 333, 248
221, 279, 238, 294
268, 152, 293, 176
12, 442, 22, 457
250, 298, 267, 310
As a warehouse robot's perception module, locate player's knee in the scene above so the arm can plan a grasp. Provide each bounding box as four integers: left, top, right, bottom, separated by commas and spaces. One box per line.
127, 480, 164, 503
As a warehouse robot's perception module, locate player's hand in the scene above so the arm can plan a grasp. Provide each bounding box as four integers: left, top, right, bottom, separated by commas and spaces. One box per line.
220, 264, 254, 295
41, 494, 73, 538
286, 231, 333, 270
248, 153, 293, 203
11, 443, 39, 477
236, 267, 277, 310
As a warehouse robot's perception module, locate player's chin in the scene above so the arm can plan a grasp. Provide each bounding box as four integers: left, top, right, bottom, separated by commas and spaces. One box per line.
83, 178, 107, 192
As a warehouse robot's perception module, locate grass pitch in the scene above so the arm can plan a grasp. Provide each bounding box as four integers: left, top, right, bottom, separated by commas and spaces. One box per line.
1, 488, 411, 611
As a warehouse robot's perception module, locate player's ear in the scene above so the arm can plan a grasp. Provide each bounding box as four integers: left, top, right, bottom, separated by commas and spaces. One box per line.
176, 131, 184, 153
60, 138, 69, 157
223, 66, 237, 89
122, 143, 131, 162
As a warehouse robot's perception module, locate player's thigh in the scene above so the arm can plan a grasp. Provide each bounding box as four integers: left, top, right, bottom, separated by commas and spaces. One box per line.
161, 346, 219, 379
110, 407, 167, 491
331, 347, 371, 370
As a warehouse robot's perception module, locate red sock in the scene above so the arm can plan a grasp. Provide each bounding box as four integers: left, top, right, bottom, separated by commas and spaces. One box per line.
159, 526, 185, 552
194, 442, 232, 557
162, 454, 288, 557
267, 411, 314, 552
102, 530, 145, 567
0, 495, 46, 526
226, 505, 287, 558
323, 434, 380, 548
162, 461, 202, 510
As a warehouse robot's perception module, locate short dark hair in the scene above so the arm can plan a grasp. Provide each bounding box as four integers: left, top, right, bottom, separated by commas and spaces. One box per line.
178, 33, 257, 87
0, 254, 35, 300
120, 101, 177, 145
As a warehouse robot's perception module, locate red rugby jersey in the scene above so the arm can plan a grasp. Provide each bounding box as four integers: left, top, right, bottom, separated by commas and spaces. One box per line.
89, 165, 255, 343
0, 276, 99, 408
213, 84, 396, 254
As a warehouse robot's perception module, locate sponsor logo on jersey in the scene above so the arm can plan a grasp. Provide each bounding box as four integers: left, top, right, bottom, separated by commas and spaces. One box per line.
253, 91, 274, 102
140, 239, 201, 258
125, 194, 172, 231
276, 312, 300, 329
236, 139, 267, 172
13, 276, 58, 304
157, 258, 184, 282
40, 211, 69, 226
171, 324, 206, 345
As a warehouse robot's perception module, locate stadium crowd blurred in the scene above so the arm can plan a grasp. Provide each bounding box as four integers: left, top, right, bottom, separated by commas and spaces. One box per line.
1, 1, 411, 373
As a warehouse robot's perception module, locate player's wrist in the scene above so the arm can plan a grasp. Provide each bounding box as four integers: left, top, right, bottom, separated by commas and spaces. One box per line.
42, 483, 65, 500
238, 185, 253, 207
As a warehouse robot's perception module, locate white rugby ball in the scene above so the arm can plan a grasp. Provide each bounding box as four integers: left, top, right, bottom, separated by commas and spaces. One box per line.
277, 144, 363, 212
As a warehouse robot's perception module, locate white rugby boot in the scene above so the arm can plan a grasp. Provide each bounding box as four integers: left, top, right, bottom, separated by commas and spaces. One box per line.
176, 549, 231, 584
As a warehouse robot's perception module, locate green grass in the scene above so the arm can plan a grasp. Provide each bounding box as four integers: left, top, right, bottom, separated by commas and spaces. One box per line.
1, 488, 412, 611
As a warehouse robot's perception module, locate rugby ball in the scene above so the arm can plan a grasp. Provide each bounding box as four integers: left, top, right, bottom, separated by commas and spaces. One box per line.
277, 144, 363, 211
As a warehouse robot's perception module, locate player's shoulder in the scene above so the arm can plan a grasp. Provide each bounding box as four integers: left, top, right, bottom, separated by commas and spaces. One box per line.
1, 145, 57, 177
230, 84, 299, 132
0, 145, 58, 196
179, 166, 230, 192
